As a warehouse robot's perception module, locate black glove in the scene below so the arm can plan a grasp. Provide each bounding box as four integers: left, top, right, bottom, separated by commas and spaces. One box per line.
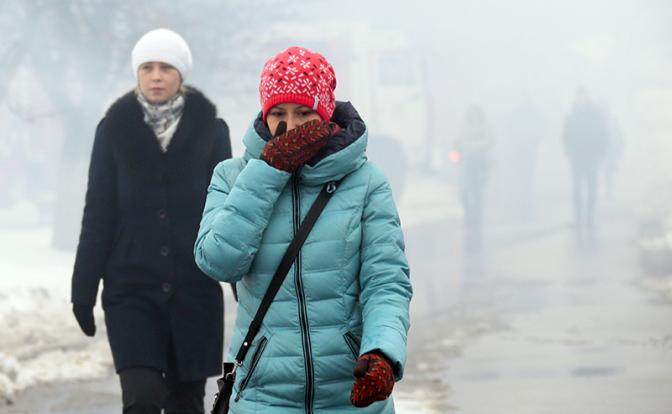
73, 304, 96, 337
274, 120, 288, 137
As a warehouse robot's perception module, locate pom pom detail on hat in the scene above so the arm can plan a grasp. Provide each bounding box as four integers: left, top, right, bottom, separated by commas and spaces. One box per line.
131, 29, 193, 80
259, 46, 337, 122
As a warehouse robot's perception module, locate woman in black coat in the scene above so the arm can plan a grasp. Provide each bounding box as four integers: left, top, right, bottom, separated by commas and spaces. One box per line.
70, 29, 231, 414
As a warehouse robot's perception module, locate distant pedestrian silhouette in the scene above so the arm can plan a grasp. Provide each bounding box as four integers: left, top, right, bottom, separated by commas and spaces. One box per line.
454, 105, 494, 254
562, 88, 610, 233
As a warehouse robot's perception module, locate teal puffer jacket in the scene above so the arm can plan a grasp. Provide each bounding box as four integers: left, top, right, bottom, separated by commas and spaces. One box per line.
195, 103, 412, 413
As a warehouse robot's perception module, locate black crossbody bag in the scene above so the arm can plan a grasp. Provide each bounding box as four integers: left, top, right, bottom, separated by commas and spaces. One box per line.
211, 179, 342, 414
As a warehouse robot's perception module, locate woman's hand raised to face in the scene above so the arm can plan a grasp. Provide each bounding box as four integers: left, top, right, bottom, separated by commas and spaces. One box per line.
260, 119, 340, 172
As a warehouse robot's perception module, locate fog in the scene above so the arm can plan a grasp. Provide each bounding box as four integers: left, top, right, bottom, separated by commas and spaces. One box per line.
1, 0, 671, 412
3, 1, 671, 241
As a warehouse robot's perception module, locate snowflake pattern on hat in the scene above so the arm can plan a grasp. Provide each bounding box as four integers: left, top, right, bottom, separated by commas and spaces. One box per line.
259, 46, 337, 121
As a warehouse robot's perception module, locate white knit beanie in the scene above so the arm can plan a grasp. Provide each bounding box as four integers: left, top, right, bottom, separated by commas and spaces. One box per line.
131, 29, 192, 80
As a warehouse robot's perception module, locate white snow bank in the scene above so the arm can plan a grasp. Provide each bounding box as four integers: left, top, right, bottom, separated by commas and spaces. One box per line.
0, 286, 112, 404
0, 226, 113, 404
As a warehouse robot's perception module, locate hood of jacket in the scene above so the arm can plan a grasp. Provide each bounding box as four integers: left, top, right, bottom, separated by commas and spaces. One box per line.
241, 101, 368, 185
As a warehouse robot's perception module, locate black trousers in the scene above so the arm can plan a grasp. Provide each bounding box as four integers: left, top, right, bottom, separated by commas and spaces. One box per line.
119, 367, 206, 414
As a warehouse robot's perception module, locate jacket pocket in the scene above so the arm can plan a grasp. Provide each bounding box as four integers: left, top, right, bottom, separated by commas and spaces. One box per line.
234, 336, 268, 402
343, 331, 361, 360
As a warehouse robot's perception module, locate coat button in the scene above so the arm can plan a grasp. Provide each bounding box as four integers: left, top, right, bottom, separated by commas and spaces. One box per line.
158, 209, 168, 220
162, 283, 172, 293
160, 246, 171, 257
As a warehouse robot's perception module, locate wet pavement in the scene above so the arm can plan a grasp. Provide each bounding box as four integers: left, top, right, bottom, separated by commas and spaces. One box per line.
398, 194, 672, 413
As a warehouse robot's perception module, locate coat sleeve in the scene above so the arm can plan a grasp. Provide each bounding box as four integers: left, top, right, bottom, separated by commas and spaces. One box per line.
194, 158, 291, 283
71, 119, 117, 306
210, 118, 232, 171
358, 167, 412, 380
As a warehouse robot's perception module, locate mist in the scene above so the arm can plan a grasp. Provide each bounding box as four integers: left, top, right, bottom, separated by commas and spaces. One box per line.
1, 1, 671, 412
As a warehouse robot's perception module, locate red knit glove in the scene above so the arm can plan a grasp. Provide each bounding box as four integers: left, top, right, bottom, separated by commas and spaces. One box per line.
260, 119, 339, 172
350, 352, 395, 407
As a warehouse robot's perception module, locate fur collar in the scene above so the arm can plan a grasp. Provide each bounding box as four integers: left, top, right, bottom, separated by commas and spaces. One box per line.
103, 86, 218, 175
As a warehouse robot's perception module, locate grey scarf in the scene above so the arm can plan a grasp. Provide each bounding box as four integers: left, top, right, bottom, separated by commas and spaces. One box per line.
136, 91, 185, 151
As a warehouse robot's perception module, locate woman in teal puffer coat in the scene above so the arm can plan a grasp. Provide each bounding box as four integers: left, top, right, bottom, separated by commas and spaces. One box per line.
194, 46, 412, 413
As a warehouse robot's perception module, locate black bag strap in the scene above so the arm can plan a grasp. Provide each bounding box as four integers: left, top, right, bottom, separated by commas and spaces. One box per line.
229, 178, 343, 374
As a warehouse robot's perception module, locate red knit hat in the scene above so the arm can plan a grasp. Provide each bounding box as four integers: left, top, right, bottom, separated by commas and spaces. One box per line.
259, 46, 337, 122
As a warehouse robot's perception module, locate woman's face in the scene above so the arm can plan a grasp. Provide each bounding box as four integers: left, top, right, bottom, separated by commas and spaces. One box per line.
137, 62, 181, 103
266, 103, 322, 136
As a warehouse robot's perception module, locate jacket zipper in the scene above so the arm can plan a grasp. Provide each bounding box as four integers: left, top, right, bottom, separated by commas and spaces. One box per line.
343, 331, 361, 360
234, 336, 268, 402
292, 172, 315, 414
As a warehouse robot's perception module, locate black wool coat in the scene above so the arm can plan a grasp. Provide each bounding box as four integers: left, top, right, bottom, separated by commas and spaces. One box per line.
71, 87, 231, 381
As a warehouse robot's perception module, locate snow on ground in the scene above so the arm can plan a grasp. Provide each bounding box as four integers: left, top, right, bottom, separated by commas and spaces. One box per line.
0, 221, 112, 405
